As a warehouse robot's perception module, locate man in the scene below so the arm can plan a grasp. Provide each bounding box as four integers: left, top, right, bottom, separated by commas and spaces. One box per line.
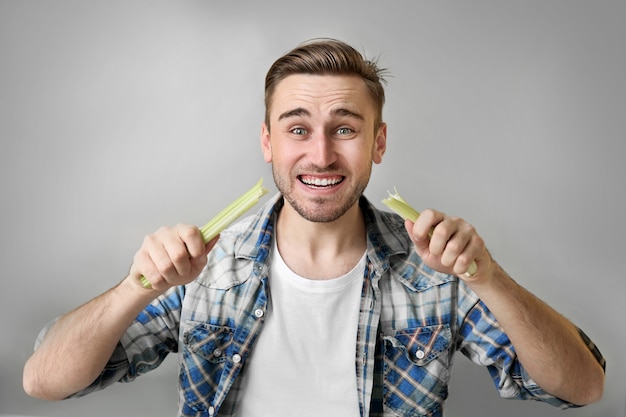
24, 39, 605, 417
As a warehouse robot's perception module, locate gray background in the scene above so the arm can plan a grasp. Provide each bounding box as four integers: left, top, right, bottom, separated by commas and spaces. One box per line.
1, 1, 624, 416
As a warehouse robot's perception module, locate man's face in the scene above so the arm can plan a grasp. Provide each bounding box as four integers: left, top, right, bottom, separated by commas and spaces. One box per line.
261, 74, 386, 223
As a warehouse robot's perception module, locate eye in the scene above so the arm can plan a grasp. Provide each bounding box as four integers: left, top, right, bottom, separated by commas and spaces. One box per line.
336, 127, 354, 136
290, 127, 308, 136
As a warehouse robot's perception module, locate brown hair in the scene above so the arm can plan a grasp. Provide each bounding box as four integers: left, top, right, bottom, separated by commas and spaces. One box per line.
264, 38, 387, 130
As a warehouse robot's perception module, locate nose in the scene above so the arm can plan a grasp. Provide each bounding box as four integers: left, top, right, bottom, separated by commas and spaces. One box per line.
308, 133, 337, 168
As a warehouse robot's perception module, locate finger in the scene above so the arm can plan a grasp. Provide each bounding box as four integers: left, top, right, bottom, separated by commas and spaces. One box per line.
454, 253, 477, 276
132, 225, 210, 290
131, 249, 164, 288
137, 228, 171, 275
162, 224, 215, 278
453, 234, 484, 276
160, 225, 206, 277
426, 214, 460, 257
139, 226, 190, 280
438, 218, 481, 268
412, 209, 444, 241
141, 227, 180, 278
404, 219, 429, 259
439, 231, 471, 269
178, 225, 206, 259
162, 241, 193, 277
191, 234, 219, 270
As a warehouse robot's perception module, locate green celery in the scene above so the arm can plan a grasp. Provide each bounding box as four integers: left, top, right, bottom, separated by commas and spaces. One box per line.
382, 188, 478, 276
139, 178, 269, 288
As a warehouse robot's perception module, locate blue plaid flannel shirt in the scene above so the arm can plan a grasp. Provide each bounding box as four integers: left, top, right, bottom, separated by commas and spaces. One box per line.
64, 193, 605, 416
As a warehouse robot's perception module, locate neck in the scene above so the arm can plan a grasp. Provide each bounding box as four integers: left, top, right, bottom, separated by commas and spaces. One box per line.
275, 198, 367, 280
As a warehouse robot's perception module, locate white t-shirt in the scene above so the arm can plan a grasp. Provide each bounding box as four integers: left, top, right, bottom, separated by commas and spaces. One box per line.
236, 240, 365, 417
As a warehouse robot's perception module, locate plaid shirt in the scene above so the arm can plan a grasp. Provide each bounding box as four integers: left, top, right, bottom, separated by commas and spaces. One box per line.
68, 193, 604, 417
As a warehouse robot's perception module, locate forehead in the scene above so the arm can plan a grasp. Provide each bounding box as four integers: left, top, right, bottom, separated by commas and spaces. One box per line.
269, 74, 375, 121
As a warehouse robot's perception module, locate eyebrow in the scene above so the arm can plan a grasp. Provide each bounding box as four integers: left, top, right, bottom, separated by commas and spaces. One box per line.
278, 108, 310, 121
277, 107, 365, 122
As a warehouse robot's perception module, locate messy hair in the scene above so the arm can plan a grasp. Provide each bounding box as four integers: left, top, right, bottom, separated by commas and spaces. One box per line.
264, 38, 387, 130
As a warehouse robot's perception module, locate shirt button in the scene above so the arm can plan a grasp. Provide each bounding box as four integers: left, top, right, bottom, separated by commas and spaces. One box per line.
208, 406, 215, 416
213, 348, 222, 358
232, 353, 242, 364
416, 350, 425, 360
254, 308, 264, 318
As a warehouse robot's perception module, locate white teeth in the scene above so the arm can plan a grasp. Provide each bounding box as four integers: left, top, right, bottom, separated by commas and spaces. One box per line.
301, 177, 341, 187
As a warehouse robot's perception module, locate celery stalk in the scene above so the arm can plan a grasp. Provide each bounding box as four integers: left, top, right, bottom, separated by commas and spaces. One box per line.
382, 188, 478, 276
139, 178, 269, 288
381, 188, 421, 223
198, 178, 269, 242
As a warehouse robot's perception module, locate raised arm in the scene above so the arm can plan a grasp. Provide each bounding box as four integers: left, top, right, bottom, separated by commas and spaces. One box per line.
23, 225, 217, 400
405, 209, 605, 405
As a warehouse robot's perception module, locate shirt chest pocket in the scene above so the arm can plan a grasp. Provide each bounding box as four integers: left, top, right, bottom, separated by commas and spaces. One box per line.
382, 323, 452, 417
180, 322, 235, 414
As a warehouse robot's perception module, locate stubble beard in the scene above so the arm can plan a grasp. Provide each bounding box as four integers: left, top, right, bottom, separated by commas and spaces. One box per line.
272, 164, 371, 223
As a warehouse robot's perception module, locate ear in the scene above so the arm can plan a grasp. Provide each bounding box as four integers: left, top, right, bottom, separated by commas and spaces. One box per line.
372, 122, 387, 164
260, 122, 272, 163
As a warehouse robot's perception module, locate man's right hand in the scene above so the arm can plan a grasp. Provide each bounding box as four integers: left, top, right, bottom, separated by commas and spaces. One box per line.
129, 224, 219, 292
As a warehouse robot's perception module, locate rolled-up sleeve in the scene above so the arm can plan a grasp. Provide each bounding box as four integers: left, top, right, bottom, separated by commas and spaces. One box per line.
37, 286, 186, 398
457, 297, 605, 409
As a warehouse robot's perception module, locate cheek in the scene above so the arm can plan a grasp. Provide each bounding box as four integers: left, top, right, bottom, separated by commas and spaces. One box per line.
270, 142, 301, 165
356, 145, 379, 166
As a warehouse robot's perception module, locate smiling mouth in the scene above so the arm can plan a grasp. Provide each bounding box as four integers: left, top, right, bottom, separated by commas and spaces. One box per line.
299, 175, 344, 189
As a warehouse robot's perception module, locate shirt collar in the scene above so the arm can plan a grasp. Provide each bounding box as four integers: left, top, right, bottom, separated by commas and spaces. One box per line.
231, 193, 411, 273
